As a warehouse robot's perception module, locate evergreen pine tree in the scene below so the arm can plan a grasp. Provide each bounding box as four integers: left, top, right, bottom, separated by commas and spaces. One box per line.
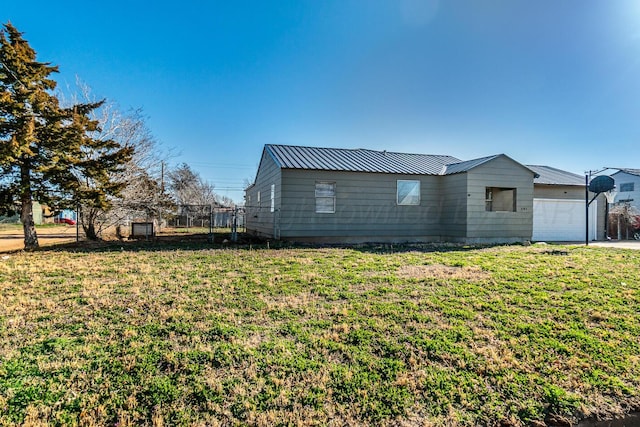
0, 23, 133, 249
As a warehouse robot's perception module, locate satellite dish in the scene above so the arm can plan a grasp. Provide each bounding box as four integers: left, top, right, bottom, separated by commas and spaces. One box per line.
588, 175, 615, 193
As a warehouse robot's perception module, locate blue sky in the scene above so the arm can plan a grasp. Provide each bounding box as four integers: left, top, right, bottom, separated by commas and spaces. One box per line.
4, 1, 640, 202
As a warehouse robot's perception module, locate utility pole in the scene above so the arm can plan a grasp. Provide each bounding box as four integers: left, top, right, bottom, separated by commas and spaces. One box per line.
159, 161, 165, 233
585, 174, 589, 246
209, 204, 214, 243
232, 206, 238, 242
161, 161, 165, 194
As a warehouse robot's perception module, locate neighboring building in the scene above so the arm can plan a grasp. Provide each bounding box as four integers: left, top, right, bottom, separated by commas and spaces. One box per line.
0, 201, 44, 225
246, 144, 538, 244
56, 209, 76, 223
611, 169, 640, 209
33, 202, 44, 225
0, 212, 20, 224
527, 166, 606, 241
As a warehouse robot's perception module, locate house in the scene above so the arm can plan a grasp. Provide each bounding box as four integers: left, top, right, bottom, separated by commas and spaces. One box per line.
609, 169, 640, 239
245, 144, 538, 244
0, 201, 45, 225
55, 209, 77, 224
611, 169, 640, 209
527, 165, 606, 241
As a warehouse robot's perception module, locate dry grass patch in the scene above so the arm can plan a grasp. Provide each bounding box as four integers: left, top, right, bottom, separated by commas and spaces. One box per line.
396, 264, 491, 281
261, 291, 321, 310
1, 244, 640, 426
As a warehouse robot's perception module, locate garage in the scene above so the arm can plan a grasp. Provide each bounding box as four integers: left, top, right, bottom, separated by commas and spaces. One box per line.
532, 198, 598, 241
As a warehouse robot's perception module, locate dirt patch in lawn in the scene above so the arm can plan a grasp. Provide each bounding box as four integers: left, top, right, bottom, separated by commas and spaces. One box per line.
397, 264, 490, 281
0, 226, 80, 253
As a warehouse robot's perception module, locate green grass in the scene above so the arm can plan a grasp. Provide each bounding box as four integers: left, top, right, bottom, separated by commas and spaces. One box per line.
1, 243, 639, 426
0, 223, 71, 231
163, 226, 213, 234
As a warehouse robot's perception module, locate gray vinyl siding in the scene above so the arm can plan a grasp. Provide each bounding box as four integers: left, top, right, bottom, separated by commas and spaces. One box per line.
440, 174, 468, 239
534, 185, 584, 200
464, 156, 535, 242
278, 169, 443, 242
245, 150, 281, 237
246, 147, 540, 243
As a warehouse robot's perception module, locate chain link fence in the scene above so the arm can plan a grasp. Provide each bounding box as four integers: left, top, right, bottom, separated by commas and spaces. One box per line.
105, 204, 245, 241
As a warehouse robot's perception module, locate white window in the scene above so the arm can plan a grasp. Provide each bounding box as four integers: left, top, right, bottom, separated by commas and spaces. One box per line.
397, 180, 420, 205
620, 182, 634, 192
315, 182, 336, 213
257, 191, 261, 205
270, 184, 275, 212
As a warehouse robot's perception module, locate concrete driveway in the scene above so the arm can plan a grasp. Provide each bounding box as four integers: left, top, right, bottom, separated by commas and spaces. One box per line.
589, 240, 640, 249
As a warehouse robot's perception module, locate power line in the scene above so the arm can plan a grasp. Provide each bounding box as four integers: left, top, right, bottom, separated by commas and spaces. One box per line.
178, 161, 254, 169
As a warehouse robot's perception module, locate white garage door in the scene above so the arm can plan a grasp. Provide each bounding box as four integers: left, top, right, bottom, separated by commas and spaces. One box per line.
533, 198, 597, 241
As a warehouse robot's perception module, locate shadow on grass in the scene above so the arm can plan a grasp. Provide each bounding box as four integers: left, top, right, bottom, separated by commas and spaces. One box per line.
39, 232, 245, 253
34, 232, 515, 255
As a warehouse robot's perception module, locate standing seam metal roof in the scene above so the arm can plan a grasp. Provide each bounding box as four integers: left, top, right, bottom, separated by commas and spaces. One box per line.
614, 168, 640, 177
527, 165, 584, 186
266, 144, 463, 175
441, 155, 501, 175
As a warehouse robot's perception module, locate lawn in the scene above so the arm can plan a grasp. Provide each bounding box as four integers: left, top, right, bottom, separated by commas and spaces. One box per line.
0, 243, 639, 426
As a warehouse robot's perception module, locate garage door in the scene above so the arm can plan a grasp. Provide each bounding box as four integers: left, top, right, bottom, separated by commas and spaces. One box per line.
533, 198, 597, 241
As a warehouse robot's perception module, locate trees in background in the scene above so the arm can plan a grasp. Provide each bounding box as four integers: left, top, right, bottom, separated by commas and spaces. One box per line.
65, 81, 171, 239
0, 23, 229, 247
168, 163, 233, 229
167, 163, 221, 226
168, 163, 217, 207
608, 203, 640, 240
0, 23, 132, 249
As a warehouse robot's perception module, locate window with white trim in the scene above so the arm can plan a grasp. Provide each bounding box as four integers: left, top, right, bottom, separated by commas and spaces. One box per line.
397, 180, 420, 205
315, 182, 336, 213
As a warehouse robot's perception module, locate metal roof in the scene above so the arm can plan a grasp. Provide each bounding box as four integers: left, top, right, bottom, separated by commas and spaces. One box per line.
262, 144, 540, 179
527, 165, 584, 186
613, 168, 640, 177
266, 144, 462, 175
441, 155, 501, 175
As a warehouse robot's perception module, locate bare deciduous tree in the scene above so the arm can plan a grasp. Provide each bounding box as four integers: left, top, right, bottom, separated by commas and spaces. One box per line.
63, 80, 171, 239
168, 163, 217, 206
168, 163, 220, 226
216, 194, 235, 208
609, 202, 640, 240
